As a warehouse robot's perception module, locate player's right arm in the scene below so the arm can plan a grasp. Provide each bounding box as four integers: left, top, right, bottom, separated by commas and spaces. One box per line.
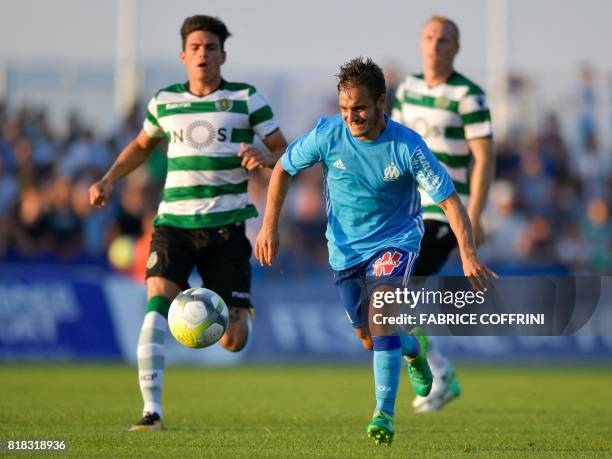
89, 130, 161, 208
459, 88, 494, 246
255, 121, 325, 266
255, 162, 293, 266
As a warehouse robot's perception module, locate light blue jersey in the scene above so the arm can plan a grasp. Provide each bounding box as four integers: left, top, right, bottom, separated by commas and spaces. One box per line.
280, 115, 454, 271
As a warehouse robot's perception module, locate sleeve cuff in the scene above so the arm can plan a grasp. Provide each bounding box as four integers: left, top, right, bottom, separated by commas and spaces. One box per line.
280, 154, 299, 176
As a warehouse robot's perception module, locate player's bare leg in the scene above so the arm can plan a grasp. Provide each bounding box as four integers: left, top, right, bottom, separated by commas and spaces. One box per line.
219, 306, 251, 352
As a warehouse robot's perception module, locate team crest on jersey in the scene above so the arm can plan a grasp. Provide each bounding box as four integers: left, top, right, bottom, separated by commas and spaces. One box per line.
435, 96, 451, 109
147, 251, 158, 270
215, 98, 233, 112
372, 251, 403, 277
186, 120, 216, 149
383, 163, 400, 181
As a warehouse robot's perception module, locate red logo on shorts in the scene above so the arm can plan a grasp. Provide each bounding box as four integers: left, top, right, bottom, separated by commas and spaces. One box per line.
372, 251, 403, 277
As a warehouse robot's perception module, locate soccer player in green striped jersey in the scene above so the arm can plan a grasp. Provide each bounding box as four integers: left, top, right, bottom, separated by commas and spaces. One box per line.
89, 15, 288, 431
391, 15, 495, 413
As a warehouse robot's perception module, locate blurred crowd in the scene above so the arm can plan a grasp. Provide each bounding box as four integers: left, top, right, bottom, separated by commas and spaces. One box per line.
477, 66, 611, 273
0, 69, 610, 278
0, 102, 162, 274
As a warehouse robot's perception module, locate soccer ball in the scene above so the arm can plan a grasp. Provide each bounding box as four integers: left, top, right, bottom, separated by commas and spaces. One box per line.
168, 288, 229, 348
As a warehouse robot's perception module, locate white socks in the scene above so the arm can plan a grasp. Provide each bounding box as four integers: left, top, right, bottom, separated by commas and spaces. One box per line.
137, 311, 167, 418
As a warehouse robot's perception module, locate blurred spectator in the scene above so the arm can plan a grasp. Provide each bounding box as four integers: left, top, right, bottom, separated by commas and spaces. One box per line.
0, 154, 18, 217
13, 137, 36, 185
516, 215, 556, 264
109, 102, 142, 152
577, 64, 598, 153
582, 198, 612, 271
0, 152, 18, 256
506, 75, 532, 146
284, 165, 327, 270
60, 128, 110, 179
12, 184, 53, 256
64, 109, 85, 148
71, 176, 112, 258
538, 113, 570, 179
516, 136, 554, 217
493, 139, 521, 182
46, 176, 82, 258
107, 168, 151, 240
481, 181, 528, 263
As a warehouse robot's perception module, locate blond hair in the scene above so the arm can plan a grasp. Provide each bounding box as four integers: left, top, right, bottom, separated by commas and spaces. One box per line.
425, 15, 460, 45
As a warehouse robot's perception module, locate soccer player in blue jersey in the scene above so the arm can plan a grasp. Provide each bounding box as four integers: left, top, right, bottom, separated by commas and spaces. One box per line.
255, 57, 495, 445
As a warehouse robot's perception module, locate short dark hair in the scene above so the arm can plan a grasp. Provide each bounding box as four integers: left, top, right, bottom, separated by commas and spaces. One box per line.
180, 15, 231, 51
336, 57, 386, 102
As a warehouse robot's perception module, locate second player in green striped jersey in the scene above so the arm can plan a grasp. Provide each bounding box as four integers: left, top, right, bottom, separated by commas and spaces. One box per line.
392, 72, 493, 223
143, 80, 280, 228
390, 15, 495, 415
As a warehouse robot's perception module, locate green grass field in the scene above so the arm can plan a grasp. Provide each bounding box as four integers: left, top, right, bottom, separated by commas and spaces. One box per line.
1, 364, 611, 458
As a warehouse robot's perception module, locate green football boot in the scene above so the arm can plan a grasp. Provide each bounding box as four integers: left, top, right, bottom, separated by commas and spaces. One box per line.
405, 332, 433, 397
413, 365, 462, 413
366, 411, 394, 445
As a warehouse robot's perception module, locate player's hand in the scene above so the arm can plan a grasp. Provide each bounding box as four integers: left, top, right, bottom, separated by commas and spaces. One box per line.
255, 224, 279, 267
238, 143, 268, 170
89, 178, 113, 208
461, 253, 498, 291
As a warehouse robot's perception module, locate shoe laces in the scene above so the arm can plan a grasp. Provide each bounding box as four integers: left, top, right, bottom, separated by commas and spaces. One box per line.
373, 411, 392, 423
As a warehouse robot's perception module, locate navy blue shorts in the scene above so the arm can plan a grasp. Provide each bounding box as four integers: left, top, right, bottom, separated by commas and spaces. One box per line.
334, 248, 419, 328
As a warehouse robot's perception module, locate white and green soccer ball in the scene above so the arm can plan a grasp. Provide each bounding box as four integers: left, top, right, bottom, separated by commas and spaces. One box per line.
168, 288, 229, 348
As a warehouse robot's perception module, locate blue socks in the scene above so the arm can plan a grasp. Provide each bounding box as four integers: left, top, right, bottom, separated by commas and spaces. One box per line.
372, 336, 402, 416
400, 335, 420, 358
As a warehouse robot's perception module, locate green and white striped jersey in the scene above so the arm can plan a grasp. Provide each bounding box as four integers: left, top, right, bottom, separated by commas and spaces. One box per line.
143, 80, 279, 229
391, 72, 493, 222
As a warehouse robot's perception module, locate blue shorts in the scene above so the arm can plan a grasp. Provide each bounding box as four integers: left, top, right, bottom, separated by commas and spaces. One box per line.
333, 248, 419, 328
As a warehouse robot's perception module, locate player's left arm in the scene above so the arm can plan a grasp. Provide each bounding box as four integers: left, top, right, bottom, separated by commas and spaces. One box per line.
408, 139, 496, 285
467, 136, 494, 246
438, 192, 498, 286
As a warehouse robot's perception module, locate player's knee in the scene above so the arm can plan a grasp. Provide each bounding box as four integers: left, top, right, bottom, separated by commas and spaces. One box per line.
360, 336, 373, 351
146, 276, 181, 299
354, 328, 373, 351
